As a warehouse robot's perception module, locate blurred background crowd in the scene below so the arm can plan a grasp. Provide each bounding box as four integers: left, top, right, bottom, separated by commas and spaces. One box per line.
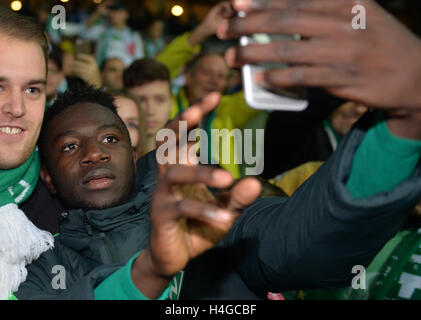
2, 0, 420, 231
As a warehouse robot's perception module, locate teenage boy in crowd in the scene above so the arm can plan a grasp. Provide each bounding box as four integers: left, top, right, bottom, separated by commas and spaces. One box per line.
100, 57, 125, 91
123, 58, 173, 154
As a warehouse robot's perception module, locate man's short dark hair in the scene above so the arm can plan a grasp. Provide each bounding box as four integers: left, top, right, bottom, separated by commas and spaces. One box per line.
38, 80, 125, 163
185, 52, 225, 75
107, 0, 129, 11
123, 58, 171, 89
0, 9, 49, 70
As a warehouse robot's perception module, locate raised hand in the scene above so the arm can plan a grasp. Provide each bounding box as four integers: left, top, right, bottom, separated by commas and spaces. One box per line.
131, 93, 261, 298
188, 1, 235, 46
200, 1, 235, 37
71, 54, 102, 89
217, 0, 421, 138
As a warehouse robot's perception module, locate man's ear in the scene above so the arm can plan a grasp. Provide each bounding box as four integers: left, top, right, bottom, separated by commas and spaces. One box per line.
40, 165, 57, 195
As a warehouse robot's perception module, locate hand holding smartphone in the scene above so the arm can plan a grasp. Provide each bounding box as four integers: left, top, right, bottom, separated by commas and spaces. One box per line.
239, 12, 309, 111
74, 39, 93, 57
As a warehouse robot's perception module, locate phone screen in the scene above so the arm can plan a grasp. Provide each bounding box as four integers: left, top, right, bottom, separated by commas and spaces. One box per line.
75, 39, 92, 56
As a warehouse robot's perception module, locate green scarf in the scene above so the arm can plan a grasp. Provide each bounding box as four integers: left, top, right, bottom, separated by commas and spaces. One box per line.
0, 150, 40, 207
369, 229, 421, 300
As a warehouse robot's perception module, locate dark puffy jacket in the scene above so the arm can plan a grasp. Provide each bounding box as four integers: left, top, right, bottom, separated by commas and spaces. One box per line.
16, 112, 421, 299
16, 152, 158, 300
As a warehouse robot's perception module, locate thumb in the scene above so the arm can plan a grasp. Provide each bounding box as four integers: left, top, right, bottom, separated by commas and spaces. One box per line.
226, 177, 261, 212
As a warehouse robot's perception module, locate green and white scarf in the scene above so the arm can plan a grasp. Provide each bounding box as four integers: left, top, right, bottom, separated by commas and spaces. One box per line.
0, 150, 54, 299
369, 228, 421, 300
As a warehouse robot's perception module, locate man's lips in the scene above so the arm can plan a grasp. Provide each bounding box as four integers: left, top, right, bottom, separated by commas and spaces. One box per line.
82, 169, 116, 190
86, 178, 114, 190
146, 120, 157, 128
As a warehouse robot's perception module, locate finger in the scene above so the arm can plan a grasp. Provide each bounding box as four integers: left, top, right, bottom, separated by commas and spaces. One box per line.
155, 138, 199, 169
327, 86, 373, 107
164, 165, 234, 190
174, 198, 238, 226
72, 62, 94, 71
224, 47, 243, 68
218, 9, 346, 39
259, 66, 347, 88
181, 92, 221, 126
71, 66, 87, 74
75, 53, 95, 63
72, 62, 91, 72
218, 1, 236, 19
232, 0, 352, 14
151, 198, 238, 250
184, 140, 200, 166
179, 183, 218, 205
163, 92, 221, 143
226, 39, 340, 66
71, 69, 88, 78
182, 130, 214, 166
155, 119, 203, 172
71, 69, 85, 77
225, 177, 261, 211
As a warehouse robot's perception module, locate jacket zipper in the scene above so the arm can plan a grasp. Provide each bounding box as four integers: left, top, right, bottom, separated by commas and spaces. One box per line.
99, 232, 118, 264
81, 212, 118, 264
81, 212, 93, 236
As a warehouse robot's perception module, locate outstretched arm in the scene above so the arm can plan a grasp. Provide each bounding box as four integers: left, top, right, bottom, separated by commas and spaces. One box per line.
134, 0, 421, 299
179, 109, 421, 299
175, 0, 421, 299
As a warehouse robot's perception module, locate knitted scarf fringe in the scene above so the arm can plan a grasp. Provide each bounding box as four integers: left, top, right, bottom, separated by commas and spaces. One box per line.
0, 203, 54, 300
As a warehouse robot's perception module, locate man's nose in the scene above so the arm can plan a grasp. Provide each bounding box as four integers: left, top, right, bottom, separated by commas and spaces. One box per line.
80, 139, 110, 166
208, 74, 219, 86
1, 89, 25, 119
144, 103, 154, 116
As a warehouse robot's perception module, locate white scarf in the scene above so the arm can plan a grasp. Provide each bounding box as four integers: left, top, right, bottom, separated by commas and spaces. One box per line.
0, 204, 54, 300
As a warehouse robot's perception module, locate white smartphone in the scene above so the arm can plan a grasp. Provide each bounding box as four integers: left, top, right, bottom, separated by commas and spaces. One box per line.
240, 31, 309, 111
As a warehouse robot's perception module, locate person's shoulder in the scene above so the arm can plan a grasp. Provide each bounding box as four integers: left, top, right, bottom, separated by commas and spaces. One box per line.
19, 180, 63, 235
127, 27, 142, 38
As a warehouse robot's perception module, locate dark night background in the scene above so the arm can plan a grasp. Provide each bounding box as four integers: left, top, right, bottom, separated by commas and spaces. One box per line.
2, 0, 420, 38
